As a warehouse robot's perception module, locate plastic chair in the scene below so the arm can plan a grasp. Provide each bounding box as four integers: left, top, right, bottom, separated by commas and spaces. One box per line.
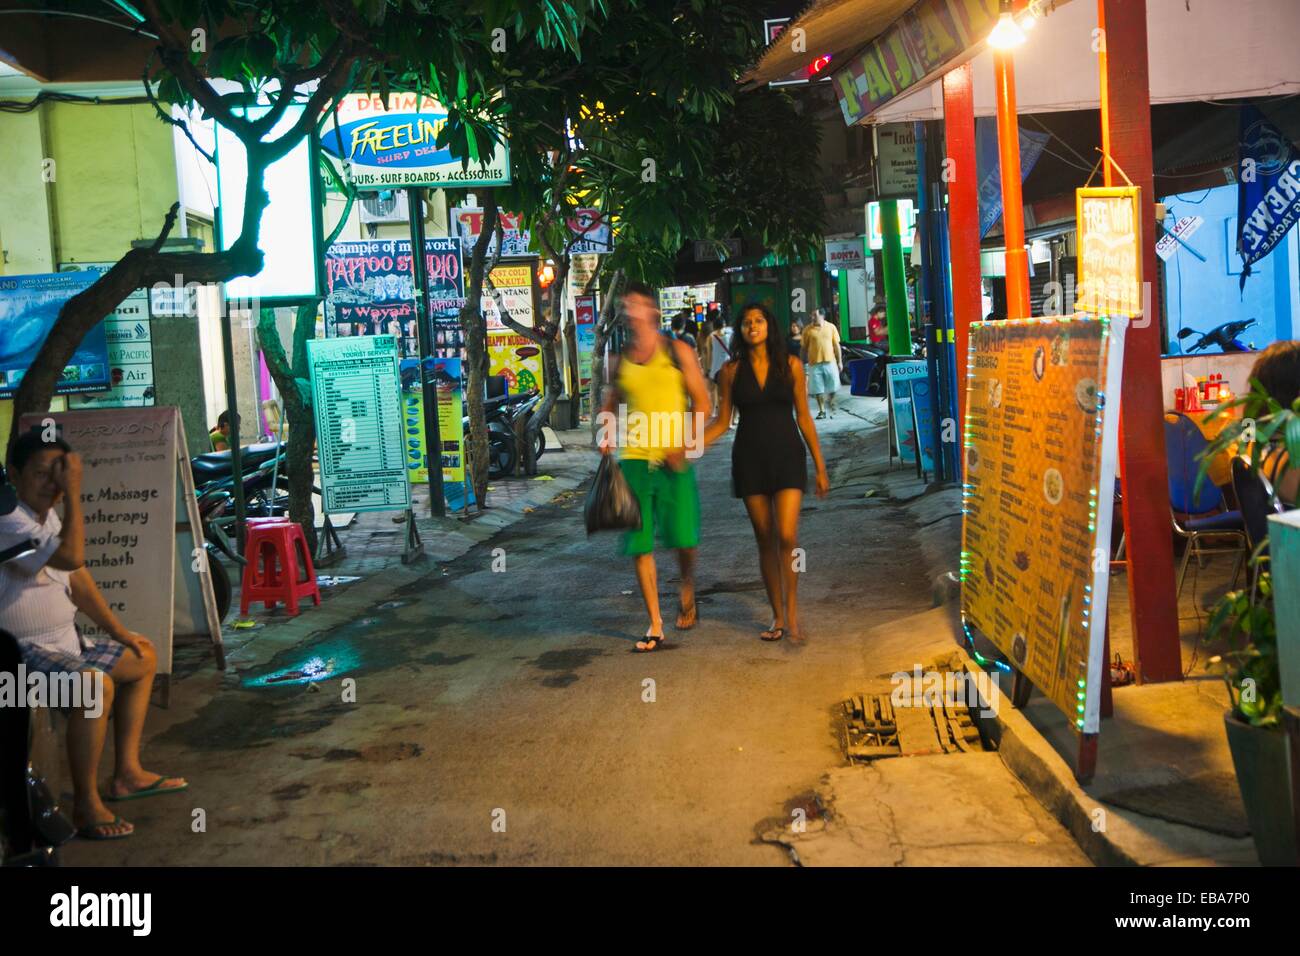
1164, 413, 1246, 596
239, 520, 321, 617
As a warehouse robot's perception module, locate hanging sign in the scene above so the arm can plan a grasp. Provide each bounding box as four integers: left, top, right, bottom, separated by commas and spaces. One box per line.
961, 315, 1127, 735
308, 335, 411, 513
1236, 104, 1300, 284
566, 208, 614, 254
824, 237, 867, 272
874, 124, 919, 199
322, 93, 510, 188
1155, 214, 1205, 262
1076, 186, 1143, 318
453, 206, 533, 258
18, 407, 224, 680
0, 272, 110, 398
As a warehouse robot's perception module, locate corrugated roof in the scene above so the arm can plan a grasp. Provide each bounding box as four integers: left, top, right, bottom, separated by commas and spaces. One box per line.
741, 0, 917, 88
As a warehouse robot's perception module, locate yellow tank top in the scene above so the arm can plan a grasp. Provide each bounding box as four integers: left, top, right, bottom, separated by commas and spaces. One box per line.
617, 340, 688, 462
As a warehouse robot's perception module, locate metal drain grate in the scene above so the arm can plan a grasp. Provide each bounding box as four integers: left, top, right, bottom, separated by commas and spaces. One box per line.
842, 691, 986, 762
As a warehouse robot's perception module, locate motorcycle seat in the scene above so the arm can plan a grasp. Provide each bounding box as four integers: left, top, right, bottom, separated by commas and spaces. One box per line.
191, 442, 283, 482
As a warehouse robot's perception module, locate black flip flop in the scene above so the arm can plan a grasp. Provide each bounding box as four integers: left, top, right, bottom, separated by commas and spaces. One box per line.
635, 631, 667, 652
760, 626, 785, 642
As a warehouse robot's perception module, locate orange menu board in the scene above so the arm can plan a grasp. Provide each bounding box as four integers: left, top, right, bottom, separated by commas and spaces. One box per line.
1076, 186, 1143, 318
961, 315, 1127, 734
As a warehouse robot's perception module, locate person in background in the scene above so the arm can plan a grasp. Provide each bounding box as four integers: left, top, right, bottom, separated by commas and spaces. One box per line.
209, 410, 237, 452
867, 305, 889, 348
0, 428, 188, 841
703, 302, 830, 643
670, 313, 697, 351
800, 308, 842, 419
1250, 340, 1300, 507
786, 319, 803, 357
599, 283, 712, 651
704, 315, 734, 414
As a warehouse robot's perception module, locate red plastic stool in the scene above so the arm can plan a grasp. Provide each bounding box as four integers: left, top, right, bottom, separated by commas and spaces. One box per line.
239, 521, 321, 617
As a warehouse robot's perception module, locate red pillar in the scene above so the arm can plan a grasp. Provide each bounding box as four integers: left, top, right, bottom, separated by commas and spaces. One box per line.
1101, 0, 1181, 682
943, 63, 981, 433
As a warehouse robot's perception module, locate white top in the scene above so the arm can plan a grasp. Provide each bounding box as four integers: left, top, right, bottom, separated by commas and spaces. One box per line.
0, 502, 82, 657
707, 330, 731, 378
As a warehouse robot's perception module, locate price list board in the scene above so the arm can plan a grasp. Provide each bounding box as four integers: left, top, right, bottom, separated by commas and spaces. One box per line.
960, 315, 1127, 734
308, 335, 411, 514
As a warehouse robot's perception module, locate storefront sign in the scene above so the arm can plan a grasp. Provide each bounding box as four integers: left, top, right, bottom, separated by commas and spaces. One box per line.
1077, 186, 1143, 317
575, 294, 598, 390
834, 0, 999, 125
568, 253, 600, 298
0, 272, 110, 398
61, 263, 155, 410
886, 360, 936, 473
322, 93, 510, 188
18, 406, 222, 676
1155, 214, 1205, 262
961, 315, 1128, 734
324, 238, 465, 358
693, 239, 743, 263
874, 124, 918, 198
453, 206, 532, 258
308, 335, 411, 513
824, 237, 867, 272
1236, 104, 1300, 281
488, 332, 544, 395
659, 284, 716, 314
482, 263, 535, 331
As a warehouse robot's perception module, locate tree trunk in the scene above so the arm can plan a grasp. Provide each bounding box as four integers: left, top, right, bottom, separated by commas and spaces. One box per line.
461, 192, 500, 510
256, 305, 318, 553
589, 268, 626, 441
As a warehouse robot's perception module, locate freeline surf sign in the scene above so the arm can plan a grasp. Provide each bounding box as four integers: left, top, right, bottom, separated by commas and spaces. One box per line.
321, 92, 511, 189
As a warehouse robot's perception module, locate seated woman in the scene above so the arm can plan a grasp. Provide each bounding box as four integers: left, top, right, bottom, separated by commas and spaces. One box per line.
0, 428, 188, 840
1250, 340, 1300, 508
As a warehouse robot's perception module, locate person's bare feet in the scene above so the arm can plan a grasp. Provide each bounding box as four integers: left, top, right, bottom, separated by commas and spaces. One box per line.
109, 770, 187, 800
676, 589, 697, 629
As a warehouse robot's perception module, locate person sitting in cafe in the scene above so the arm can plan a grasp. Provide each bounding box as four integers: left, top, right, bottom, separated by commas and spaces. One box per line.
0, 427, 188, 840
1251, 340, 1300, 507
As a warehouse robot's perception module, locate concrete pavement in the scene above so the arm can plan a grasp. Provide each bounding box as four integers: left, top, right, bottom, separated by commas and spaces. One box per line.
56, 391, 1088, 866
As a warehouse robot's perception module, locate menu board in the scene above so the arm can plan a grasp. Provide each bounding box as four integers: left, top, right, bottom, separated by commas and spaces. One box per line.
482, 263, 535, 331
960, 315, 1127, 734
308, 335, 411, 514
1076, 186, 1143, 318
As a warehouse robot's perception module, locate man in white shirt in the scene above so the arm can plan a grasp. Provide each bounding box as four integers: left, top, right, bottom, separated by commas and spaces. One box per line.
1, 428, 187, 840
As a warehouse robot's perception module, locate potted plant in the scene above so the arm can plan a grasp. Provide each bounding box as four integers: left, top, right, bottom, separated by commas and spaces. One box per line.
1199, 378, 1299, 866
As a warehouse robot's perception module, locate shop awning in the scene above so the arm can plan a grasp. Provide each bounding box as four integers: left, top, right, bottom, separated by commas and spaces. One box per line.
865, 0, 1300, 124
740, 0, 917, 89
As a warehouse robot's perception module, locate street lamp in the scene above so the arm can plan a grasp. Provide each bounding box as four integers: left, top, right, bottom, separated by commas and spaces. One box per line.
987, 1, 1026, 49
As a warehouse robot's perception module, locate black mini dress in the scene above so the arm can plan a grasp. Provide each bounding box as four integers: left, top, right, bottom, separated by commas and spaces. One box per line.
730, 358, 808, 498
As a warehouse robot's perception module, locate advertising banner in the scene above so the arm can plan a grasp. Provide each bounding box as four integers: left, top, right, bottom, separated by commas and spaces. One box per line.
834, 0, 999, 125
453, 206, 532, 258
1236, 104, 1300, 285
0, 272, 110, 398
960, 315, 1128, 734
1077, 186, 1143, 318
324, 238, 465, 357
886, 359, 936, 473
483, 263, 535, 332
575, 294, 598, 390
307, 335, 411, 513
488, 332, 544, 395
61, 262, 155, 410
322, 92, 510, 189
566, 208, 614, 254
976, 119, 1051, 238
874, 123, 918, 199
398, 357, 465, 489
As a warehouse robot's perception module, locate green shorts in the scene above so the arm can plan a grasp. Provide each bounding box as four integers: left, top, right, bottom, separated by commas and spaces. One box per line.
619, 459, 701, 556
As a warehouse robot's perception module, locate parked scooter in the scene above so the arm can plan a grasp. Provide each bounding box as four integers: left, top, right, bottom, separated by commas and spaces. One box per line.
466, 390, 546, 479
1176, 318, 1258, 353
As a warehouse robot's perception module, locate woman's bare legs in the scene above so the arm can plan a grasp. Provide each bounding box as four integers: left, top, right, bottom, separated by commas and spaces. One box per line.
743, 494, 784, 634
773, 489, 805, 639
66, 671, 130, 835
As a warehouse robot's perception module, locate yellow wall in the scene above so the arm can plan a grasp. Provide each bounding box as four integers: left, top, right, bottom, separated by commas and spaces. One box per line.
0, 101, 180, 455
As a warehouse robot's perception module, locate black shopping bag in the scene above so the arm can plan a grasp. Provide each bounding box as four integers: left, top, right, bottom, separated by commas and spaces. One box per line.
584, 455, 642, 534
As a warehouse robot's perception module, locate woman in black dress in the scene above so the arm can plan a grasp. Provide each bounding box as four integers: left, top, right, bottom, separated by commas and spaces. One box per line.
704, 303, 830, 642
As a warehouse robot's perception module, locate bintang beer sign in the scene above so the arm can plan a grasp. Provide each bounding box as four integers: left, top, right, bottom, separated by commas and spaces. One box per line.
961, 316, 1127, 739
322, 93, 511, 188
1076, 186, 1143, 317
